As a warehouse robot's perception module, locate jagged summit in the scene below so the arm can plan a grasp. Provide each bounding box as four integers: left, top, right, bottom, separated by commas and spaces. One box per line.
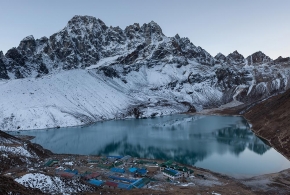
274, 56, 290, 64
67, 15, 105, 24
229, 50, 243, 57
214, 53, 226, 63
70, 15, 96, 20
21, 35, 35, 42
246, 51, 272, 65
143, 20, 163, 33
66, 15, 107, 32
226, 50, 245, 65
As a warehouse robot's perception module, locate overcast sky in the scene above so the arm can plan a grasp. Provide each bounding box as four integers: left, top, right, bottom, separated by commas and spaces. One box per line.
1, 0, 289, 59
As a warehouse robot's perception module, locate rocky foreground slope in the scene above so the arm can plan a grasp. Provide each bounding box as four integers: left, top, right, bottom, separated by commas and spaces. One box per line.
0, 131, 48, 194
244, 88, 290, 161
0, 131, 98, 194
0, 15, 290, 130
0, 130, 51, 173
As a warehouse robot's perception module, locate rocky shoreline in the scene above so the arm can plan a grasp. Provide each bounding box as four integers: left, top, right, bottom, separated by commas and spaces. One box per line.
199, 90, 290, 162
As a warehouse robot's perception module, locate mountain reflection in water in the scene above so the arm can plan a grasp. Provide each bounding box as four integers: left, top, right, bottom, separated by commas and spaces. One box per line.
16, 114, 289, 176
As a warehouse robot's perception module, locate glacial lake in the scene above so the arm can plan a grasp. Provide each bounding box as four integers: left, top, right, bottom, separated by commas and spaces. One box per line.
15, 114, 290, 177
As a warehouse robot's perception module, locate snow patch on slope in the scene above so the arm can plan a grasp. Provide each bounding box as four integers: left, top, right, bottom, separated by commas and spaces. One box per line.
0, 69, 132, 130
15, 173, 92, 194
0, 145, 34, 158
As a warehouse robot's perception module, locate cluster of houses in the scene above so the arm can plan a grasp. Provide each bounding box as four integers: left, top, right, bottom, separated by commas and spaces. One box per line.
43, 156, 194, 190
54, 168, 150, 189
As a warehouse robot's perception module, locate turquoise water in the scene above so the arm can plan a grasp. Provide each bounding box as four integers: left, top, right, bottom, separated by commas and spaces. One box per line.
15, 114, 290, 177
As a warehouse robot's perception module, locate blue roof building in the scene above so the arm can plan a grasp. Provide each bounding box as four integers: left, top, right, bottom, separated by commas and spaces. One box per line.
110, 167, 125, 173
88, 179, 104, 186
137, 168, 147, 176
129, 167, 137, 173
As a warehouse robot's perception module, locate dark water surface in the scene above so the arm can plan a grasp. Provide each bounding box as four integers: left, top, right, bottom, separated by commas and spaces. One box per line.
15, 114, 290, 177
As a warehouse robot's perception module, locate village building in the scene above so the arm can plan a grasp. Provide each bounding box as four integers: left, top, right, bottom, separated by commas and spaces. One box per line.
82, 172, 101, 180
44, 159, 59, 167
88, 179, 104, 187
159, 160, 194, 179
120, 155, 132, 163
55, 169, 80, 180
129, 167, 147, 177
110, 167, 125, 173
161, 168, 182, 181
104, 181, 118, 189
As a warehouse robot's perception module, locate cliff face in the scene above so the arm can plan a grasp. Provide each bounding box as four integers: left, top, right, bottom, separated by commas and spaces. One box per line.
244, 89, 290, 160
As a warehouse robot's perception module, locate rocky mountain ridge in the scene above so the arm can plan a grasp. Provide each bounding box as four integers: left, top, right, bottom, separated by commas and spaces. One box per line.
0, 15, 288, 80
0, 15, 290, 130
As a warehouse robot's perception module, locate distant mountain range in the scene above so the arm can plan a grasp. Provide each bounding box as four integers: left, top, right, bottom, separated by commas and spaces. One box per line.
0, 15, 290, 130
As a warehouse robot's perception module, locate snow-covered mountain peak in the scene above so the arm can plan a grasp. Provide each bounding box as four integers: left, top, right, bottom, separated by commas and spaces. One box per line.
226, 50, 245, 65
140, 20, 164, 43
274, 56, 290, 64
174, 34, 181, 39
232, 50, 240, 55
124, 23, 140, 31
143, 20, 163, 32
17, 35, 36, 57
246, 51, 272, 65
39, 36, 48, 41
215, 52, 226, 59
21, 35, 35, 42
215, 53, 226, 63
66, 15, 107, 32
67, 15, 105, 26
